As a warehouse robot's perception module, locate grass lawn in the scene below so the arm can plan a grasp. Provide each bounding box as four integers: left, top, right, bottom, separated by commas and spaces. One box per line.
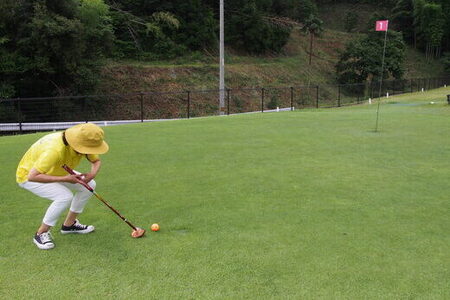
0, 88, 449, 299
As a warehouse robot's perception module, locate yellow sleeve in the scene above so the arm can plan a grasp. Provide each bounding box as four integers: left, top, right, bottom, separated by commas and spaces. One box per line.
33, 150, 60, 174
86, 154, 100, 163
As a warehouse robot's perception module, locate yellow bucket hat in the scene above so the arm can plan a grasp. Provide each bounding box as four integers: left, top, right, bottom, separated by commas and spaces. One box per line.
65, 123, 109, 154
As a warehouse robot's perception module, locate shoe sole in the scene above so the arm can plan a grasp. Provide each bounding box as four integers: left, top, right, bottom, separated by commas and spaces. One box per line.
60, 226, 95, 235
33, 238, 54, 250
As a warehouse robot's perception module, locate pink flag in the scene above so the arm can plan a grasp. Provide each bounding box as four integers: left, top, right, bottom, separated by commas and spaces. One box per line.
376, 20, 389, 31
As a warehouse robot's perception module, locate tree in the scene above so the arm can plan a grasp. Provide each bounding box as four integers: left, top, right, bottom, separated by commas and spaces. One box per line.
413, 0, 445, 58
0, 0, 113, 97
431, 0, 450, 52
295, 0, 318, 22
421, 2, 445, 58
270, 0, 317, 22
108, 0, 215, 58
173, 0, 216, 51
344, 11, 358, 33
301, 14, 324, 65
392, 0, 414, 44
442, 52, 450, 75
108, 2, 181, 59
383, 0, 449, 54
226, 0, 291, 54
336, 30, 406, 84
79, 0, 114, 58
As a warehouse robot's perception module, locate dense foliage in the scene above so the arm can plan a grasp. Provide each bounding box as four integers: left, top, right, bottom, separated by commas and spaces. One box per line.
0, 0, 113, 98
108, 0, 317, 57
1, 0, 449, 97
336, 0, 450, 84
392, 0, 450, 57
224, 0, 291, 54
336, 31, 406, 84
442, 52, 450, 75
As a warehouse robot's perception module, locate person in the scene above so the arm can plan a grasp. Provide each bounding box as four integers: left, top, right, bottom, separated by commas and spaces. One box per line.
16, 123, 109, 250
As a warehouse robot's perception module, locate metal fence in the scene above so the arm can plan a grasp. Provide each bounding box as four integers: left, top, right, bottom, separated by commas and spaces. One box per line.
1, 77, 449, 133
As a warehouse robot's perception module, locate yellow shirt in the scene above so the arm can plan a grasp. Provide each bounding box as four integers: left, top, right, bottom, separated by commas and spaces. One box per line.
16, 132, 99, 183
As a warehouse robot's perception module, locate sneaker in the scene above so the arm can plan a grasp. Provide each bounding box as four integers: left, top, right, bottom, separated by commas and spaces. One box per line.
60, 219, 95, 234
33, 231, 55, 250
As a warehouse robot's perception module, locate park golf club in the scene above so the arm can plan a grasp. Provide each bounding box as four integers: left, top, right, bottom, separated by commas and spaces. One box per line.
62, 164, 145, 238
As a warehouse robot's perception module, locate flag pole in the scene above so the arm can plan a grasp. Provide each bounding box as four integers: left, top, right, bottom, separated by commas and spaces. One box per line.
219, 0, 225, 115
375, 24, 388, 132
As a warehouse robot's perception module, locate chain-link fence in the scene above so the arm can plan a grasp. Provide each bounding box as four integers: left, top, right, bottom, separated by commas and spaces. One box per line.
1, 77, 449, 133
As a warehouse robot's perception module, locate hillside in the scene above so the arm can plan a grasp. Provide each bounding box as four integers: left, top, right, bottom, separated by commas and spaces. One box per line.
97, 7, 444, 95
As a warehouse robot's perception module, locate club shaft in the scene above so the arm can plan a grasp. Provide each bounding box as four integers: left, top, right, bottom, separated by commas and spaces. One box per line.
92, 191, 137, 231
62, 164, 138, 231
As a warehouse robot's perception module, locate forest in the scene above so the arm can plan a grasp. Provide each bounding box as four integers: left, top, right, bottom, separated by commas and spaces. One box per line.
1, 0, 449, 98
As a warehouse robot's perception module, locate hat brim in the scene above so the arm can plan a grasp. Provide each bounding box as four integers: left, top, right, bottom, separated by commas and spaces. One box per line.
71, 141, 109, 155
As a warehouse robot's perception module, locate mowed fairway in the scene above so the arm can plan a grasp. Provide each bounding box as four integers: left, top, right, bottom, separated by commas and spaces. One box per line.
1, 88, 449, 299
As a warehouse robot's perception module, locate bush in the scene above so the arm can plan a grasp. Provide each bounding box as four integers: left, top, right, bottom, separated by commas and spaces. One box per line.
226, 0, 291, 54
442, 52, 450, 75
267, 96, 280, 109
344, 11, 358, 33
336, 31, 406, 84
0, 0, 113, 97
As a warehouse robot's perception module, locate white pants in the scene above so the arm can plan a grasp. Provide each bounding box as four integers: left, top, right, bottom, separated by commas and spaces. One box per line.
19, 179, 96, 227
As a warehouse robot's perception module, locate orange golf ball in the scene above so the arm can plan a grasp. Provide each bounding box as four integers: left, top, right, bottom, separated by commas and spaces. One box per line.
151, 223, 160, 231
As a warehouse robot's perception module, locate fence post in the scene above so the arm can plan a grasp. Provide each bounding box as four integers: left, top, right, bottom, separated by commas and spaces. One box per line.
187, 91, 190, 119
83, 97, 88, 123
227, 88, 230, 115
51, 98, 56, 122
316, 85, 319, 108
17, 99, 22, 133
290, 87, 294, 111
410, 79, 413, 93
338, 85, 341, 107
301, 88, 304, 107
140, 93, 144, 122
357, 86, 360, 103
261, 88, 265, 113
370, 81, 374, 99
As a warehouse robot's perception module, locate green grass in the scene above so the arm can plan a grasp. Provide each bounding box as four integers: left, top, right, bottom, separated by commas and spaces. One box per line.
1, 88, 449, 299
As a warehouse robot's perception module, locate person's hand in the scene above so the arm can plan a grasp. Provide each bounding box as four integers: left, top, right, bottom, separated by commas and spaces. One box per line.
65, 174, 83, 184
80, 172, 95, 183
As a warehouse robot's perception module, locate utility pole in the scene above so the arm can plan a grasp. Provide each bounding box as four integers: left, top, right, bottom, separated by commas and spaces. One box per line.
219, 0, 225, 114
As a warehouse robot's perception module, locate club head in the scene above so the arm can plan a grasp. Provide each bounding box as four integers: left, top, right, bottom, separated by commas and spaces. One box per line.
131, 227, 146, 238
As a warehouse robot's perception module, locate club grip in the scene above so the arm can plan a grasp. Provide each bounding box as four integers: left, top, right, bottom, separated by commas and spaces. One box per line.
62, 164, 94, 192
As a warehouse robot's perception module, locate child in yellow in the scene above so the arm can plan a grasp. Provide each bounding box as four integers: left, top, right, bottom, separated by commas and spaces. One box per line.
16, 123, 109, 250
